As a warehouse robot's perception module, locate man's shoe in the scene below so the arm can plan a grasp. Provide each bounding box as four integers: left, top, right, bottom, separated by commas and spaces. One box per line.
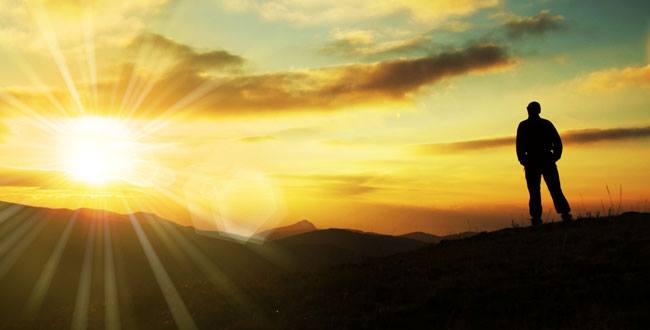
561, 213, 573, 222
531, 218, 542, 226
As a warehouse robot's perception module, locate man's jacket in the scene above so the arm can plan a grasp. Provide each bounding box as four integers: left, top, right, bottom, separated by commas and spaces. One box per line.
516, 117, 563, 166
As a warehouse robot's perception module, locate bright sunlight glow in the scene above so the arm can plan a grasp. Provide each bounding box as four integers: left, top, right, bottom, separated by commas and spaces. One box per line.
58, 117, 138, 185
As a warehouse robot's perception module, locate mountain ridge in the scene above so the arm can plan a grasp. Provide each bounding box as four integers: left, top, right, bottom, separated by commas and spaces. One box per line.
255, 219, 317, 240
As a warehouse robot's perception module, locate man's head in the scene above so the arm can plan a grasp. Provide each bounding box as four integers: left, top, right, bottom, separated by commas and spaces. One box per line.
527, 101, 541, 116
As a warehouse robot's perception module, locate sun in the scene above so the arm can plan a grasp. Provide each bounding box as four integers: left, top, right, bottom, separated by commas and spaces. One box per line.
58, 116, 138, 185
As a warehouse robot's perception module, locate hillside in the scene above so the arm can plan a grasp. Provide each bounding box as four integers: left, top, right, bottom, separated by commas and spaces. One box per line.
0, 202, 285, 329
0, 201, 425, 329
268, 228, 426, 269
1, 200, 649, 329
261, 212, 650, 329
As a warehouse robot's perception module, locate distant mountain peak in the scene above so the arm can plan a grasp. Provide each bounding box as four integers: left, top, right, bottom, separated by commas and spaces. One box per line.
293, 219, 316, 228
256, 219, 317, 241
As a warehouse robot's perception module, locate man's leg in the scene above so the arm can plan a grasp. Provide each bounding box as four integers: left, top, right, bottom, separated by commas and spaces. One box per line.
543, 163, 571, 219
525, 165, 542, 225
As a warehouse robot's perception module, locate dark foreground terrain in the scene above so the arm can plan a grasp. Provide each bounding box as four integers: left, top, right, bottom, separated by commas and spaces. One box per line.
263, 212, 650, 329
0, 201, 648, 329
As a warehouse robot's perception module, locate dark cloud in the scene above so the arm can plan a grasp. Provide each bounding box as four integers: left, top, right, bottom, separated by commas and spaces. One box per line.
563, 126, 650, 144
324, 44, 511, 96
505, 10, 566, 39
416, 125, 650, 154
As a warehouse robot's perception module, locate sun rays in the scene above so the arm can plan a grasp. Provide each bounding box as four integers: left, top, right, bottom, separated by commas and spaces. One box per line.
0, 3, 279, 329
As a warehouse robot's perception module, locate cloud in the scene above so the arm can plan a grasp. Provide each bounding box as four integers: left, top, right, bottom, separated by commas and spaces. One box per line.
320, 29, 434, 59
127, 33, 246, 73
272, 126, 323, 138
40, 0, 166, 17
0, 0, 169, 50
320, 29, 376, 55
319, 21, 475, 60
321, 10, 565, 60
220, 0, 499, 24
233, 126, 323, 143
91, 42, 513, 116
319, 44, 511, 96
416, 125, 650, 154
504, 10, 566, 39
1, 34, 512, 117
239, 136, 276, 143
0, 167, 67, 187
191, 43, 512, 114
573, 64, 650, 92
0, 166, 153, 190
277, 173, 383, 196
417, 136, 515, 153
563, 126, 650, 144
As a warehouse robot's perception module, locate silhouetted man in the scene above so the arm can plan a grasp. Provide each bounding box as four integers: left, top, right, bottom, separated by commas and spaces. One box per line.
516, 101, 572, 225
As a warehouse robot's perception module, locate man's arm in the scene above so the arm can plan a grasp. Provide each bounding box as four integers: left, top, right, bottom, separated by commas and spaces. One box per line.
516, 123, 526, 166
549, 122, 563, 161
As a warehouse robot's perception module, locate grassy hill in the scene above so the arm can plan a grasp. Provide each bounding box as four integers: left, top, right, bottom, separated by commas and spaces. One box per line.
261, 212, 650, 329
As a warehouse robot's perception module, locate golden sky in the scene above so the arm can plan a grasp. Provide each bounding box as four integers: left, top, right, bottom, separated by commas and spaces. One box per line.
0, 0, 648, 236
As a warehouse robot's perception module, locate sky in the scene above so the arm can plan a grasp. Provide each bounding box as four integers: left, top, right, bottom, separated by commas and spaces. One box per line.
0, 0, 648, 236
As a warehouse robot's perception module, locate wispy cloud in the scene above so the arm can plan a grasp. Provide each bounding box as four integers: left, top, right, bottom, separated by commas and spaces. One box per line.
277, 173, 385, 196
0, 167, 66, 187
128, 33, 246, 73
417, 136, 515, 153
572, 64, 650, 92
504, 10, 566, 39
239, 135, 276, 143
416, 125, 650, 154
0, 1, 170, 50
320, 29, 434, 59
